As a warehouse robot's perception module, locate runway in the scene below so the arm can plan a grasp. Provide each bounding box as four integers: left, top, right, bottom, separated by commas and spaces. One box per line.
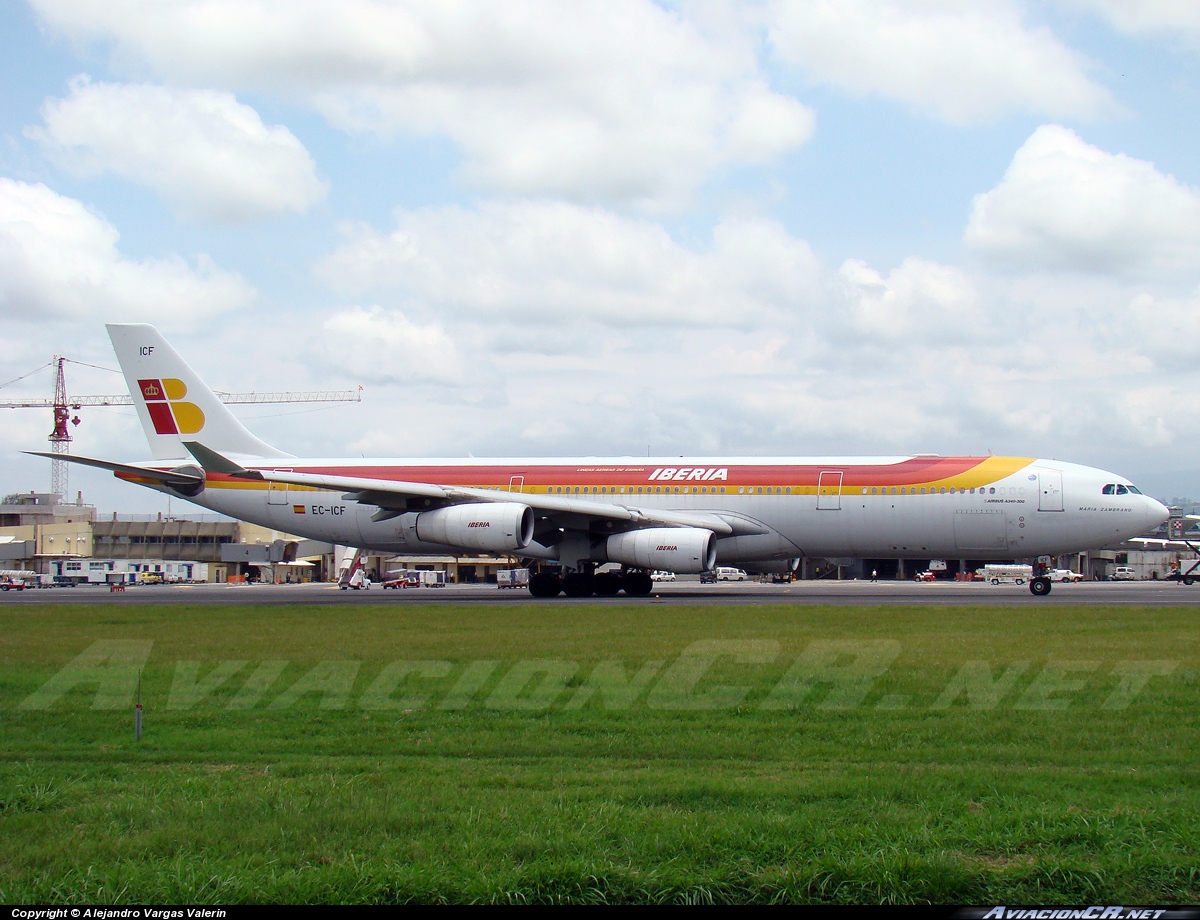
4, 578, 1199, 606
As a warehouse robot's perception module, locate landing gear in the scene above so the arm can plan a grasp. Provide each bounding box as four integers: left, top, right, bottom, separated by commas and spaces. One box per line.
526, 568, 655, 598
621, 571, 654, 597
593, 572, 623, 596
1029, 576, 1051, 597
562, 572, 595, 597
528, 573, 562, 598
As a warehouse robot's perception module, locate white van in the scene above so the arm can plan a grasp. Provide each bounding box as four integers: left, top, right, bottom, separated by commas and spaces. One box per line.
1109, 566, 1136, 581
715, 567, 747, 581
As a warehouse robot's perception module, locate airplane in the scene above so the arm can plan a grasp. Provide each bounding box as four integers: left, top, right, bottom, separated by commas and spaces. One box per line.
26, 324, 1169, 598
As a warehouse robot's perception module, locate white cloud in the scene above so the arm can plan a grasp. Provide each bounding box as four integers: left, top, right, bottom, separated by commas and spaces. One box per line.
319, 306, 470, 386
1065, 1, 1200, 41
1126, 288, 1200, 369
838, 257, 979, 339
303, 196, 1191, 465
768, 0, 1114, 123
28, 0, 813, 207
27, 77, 327, 222
317, 200, 823, 328
0, 178, 254, 324
305, 196, 1200, 459
965, 124, 1200, 275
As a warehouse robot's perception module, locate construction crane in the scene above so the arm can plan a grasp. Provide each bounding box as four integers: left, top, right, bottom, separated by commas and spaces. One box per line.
1, 356, 362, 500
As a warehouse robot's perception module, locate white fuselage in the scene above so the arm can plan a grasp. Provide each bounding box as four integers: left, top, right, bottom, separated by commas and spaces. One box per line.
127, 454, 1169, 564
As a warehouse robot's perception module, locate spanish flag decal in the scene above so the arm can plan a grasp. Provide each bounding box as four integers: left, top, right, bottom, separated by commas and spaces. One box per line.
137, 378, 205, 434
293, 504, 306, 514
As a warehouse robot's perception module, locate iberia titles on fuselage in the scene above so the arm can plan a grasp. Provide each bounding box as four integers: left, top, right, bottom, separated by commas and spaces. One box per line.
30, 324, 1168, 599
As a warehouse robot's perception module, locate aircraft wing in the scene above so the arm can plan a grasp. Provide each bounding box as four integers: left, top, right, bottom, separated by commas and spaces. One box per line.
1129, 536, 1200, 549
182, 441, 738, 536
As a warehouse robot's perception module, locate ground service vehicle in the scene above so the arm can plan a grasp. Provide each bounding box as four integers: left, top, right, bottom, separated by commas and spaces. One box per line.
33, 325, 1170, 600
1109, 566, 1137, 581
980, 564, 1033, 585
715, 567, 748, 581
381, 576, 416, 589
1177, 558, 1200, 584
497, 569, 529, 589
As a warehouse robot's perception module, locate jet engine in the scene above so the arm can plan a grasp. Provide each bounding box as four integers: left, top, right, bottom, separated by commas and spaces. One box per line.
606, 527, 716, 574
415, 502, 534, 552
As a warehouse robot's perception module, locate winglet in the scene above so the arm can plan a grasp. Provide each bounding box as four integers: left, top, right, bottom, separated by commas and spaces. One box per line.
183, 441, 263, 478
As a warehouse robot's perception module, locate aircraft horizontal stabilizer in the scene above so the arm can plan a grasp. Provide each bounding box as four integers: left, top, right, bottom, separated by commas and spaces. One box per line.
22, 451, 203, 486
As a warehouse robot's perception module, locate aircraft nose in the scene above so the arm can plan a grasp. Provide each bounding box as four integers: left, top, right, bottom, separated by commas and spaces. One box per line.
1142, 496, 1170, 534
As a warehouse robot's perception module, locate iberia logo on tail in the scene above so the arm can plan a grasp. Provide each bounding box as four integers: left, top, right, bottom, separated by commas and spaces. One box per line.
138, 378, 205, 435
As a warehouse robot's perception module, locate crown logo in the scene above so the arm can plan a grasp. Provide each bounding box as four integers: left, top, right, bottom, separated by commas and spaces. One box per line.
142, 383, 160, 397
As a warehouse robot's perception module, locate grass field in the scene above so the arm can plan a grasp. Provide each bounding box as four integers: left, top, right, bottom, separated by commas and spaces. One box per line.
2, 603, 1198, 904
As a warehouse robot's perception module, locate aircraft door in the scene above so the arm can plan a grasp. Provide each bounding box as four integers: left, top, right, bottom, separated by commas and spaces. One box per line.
267, 475, 290, 506
509, 475, 525, 493
817, 470, 843, 510
1038, 470, 1064, 512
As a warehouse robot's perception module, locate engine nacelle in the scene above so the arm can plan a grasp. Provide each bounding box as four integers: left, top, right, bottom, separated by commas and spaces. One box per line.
415, 502, 534, 552
606, 527, 716, 574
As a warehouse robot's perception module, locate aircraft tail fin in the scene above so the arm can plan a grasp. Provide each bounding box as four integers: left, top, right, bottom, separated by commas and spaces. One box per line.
106, 324, 293, 461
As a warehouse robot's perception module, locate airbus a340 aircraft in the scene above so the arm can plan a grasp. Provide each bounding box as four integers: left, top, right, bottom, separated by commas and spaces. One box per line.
30, 325, 1168, 598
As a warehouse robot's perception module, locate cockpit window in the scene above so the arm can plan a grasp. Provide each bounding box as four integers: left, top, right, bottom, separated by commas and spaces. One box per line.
1105, 482, 1143, 495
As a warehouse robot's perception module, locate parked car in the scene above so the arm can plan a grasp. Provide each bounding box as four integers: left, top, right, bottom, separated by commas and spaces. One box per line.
1049, 569, 1083, 583
699, 571, 717, 584
650, 571, 676, 582
1109, 566, 1137, 581
913, 571, 936, 582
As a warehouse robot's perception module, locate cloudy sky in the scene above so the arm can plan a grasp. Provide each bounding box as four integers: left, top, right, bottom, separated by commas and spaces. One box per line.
2, 0, 1200, 512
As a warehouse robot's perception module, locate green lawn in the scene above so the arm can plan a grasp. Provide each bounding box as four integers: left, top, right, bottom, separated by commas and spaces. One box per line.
2, 604, 1198, 903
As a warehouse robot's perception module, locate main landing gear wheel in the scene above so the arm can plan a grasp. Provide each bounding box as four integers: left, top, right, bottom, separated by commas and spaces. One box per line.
593, 572, 623, 596
562, 572, 596, 597
1029, 576, 1052, 597
622, 572, 654, 597
528, 573, 562, 598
